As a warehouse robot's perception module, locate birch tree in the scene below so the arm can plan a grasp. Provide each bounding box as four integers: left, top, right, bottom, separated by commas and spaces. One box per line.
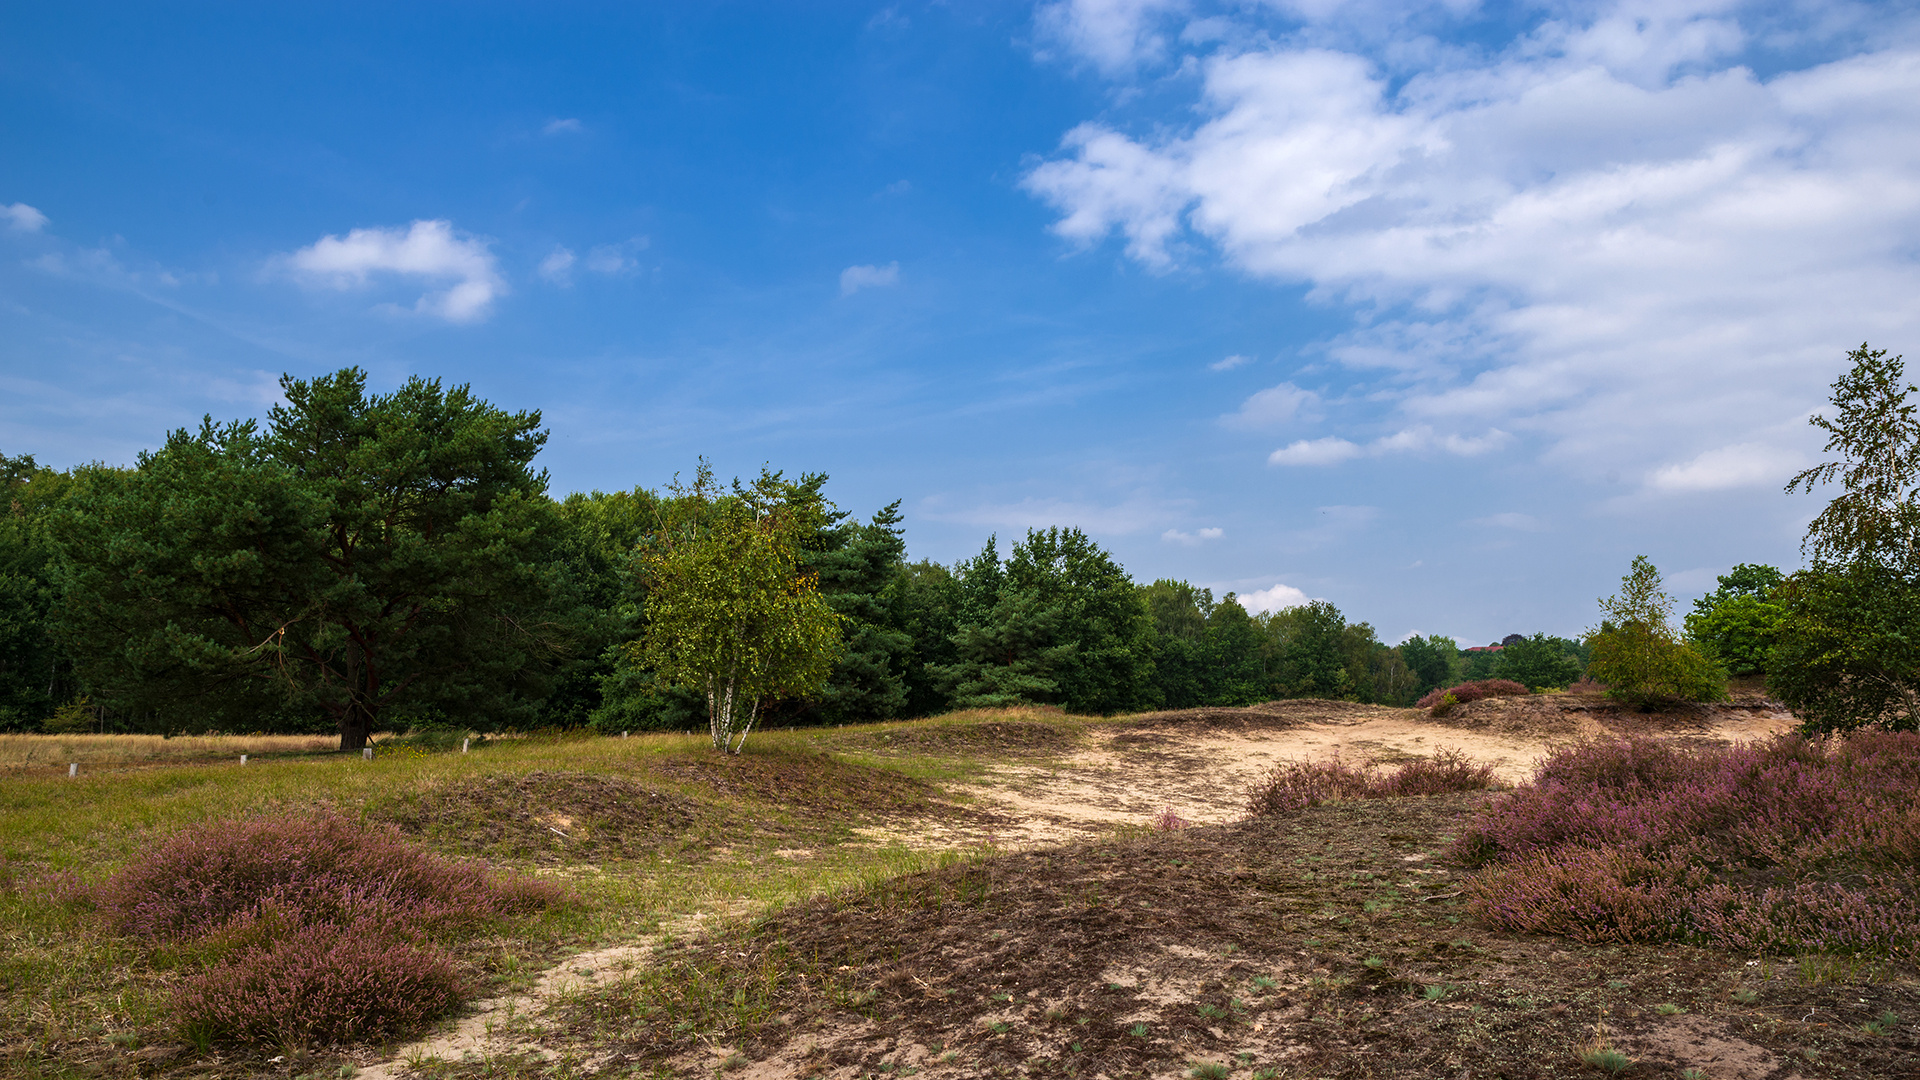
634, 468, 840, 753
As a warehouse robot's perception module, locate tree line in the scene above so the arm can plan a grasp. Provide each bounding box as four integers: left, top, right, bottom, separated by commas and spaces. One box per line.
0, 368, 1578, 747
11, 342, 1916, 747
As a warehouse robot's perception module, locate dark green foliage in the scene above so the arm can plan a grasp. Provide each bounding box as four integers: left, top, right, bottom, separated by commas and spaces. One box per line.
1260, 600, 1352, 699
1492, 633, 1584, 690
931, 529, 1152, 714
892, 559, 963, 718
52, 369, 571, 749
0, 453, 76, 730
1141, 581, 1266, 709
792, 501, 913, 725
1685, 564, 1787, 677
1399, 634, 1458, 698
1770, 567, 1920, 733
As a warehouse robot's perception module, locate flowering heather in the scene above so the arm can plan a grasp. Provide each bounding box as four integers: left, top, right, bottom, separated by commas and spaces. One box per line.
175, 924, 462, 1045
1459, 732, 1920, 958
1416, 680, 1529, 710
97, 812, 561, 941
1247, 750, 1497, 817
98, 812, 563, 1047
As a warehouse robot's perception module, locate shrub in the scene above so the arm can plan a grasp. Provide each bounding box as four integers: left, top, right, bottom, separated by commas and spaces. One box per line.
175, 923, 461, 1045
1372, 748, 1497, 797
1456, 732, 1920, 959
97, 813, 560, 941
98, 812, 563, 1048
1247, 750, 1497, 816
1415, 679, 1528, 710
1587, 556, 1728, 707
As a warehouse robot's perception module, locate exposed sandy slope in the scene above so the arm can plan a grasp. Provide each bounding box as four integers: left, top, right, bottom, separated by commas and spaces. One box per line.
860, 694, 1800, 849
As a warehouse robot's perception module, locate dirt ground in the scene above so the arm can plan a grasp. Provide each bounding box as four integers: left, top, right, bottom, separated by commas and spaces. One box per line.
858, 694, 1801, 849
356, 693, 1920, 1080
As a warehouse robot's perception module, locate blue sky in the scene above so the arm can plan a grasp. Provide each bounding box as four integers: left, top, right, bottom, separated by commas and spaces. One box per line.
4, 1, 1919, 646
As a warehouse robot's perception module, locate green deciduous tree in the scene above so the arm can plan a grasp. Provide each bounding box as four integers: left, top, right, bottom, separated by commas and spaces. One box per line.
53, 369, 568, 749
1260, 600, 1353, 700
1399, 634, 1459, 697
633, 467, 841, 752
1492, 633, 1584, 690
0, 453, 76, 730
1586, 556, 1726, 707
1772, 344, 1920, 732
1684, 564, 1786, 677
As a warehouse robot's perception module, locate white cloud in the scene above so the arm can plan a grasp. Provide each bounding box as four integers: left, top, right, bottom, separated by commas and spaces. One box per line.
1162, 526, 1224, 544
1267, 424, 1505, 465
840, 261, 901, 296
285, 219, 504, 322
1647, 441, 1805, 493
1024, 5, 1920, 483
3, 203, 48, 232
1240, 581, 1312, 613
539, 246, 577, 285
1223, 381, 1316, 427
585, 242, 642, 275
543, 118, 583, 135
1209, 353, 1252, 371
1035, 0, 1187, 73
1269, 435, 1362, 465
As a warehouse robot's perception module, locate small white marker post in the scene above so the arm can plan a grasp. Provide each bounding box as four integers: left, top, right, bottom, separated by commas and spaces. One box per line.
240, 754, 248, 766
362, 747, 373, 761
68, 763, 77, 778
461, 737, 470, 754
622, 731, 629, 739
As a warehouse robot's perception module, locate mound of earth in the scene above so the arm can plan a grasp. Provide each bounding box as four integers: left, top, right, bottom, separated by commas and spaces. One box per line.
375, 770, 697, 864
549, 795, 1920, 1079
649, 749, 937, 816
1431, 688, 1798, 741
830, 719, 1084, 760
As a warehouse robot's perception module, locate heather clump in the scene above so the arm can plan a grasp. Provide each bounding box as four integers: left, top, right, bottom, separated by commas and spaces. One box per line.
1415, 679, 1528, 710
1247, 750, 1497, 816
1458, 732, 1920, 958
96, 812, 564, 1047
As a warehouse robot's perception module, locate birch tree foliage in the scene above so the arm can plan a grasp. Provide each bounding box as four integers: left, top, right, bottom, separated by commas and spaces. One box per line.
635, 467, 841, 753
1787, 343, 1920, 571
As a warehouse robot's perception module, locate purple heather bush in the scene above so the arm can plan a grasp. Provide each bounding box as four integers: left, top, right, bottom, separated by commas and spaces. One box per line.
1458, 733, 1920, 959
1247, 750, 1497, 816
175, 924, 462, 1046
1416, 679, 1529, 710
98, 813, 563, 1047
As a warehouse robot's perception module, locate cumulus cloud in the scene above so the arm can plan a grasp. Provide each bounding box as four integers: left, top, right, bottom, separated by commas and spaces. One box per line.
1162, 526, 1224, 544
3, 203, 48, 232
539, 246, 577, 285
840, 261, 901, 296
1024, 3, 1920, 482
1239, 581, 1312, 613
1223, 381, 1317, 428
285, 219, 504, 322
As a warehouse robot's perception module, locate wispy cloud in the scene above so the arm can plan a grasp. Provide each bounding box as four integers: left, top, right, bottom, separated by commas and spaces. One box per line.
539, 246, 577, 285
1209, 353, 1251, 371
283, 219, 505, 322
1222, 381, 1316, 428
1268, 425, 1508, 466
1647, 441, 1805, 493
1470, 512, 1547, 532
543, 117, 583, 135
1162, 526, 1223, 545
3, 203, 48, 232
840, 261, 900, 296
